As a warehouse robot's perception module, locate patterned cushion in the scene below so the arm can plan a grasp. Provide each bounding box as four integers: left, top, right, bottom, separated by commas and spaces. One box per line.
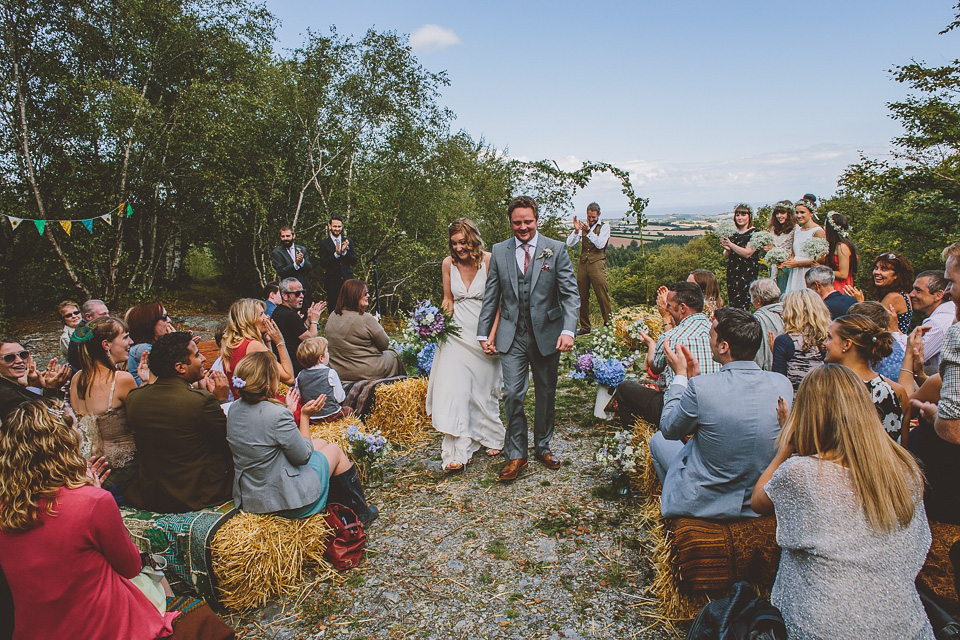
918, 520, 960, 609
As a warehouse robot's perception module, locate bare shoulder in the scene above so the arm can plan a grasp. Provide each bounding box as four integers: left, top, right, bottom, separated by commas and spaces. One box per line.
482, 251, 492, 266
442, 255, 453, 268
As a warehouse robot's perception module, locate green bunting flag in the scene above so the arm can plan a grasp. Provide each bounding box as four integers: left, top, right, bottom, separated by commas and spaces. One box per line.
6, 203, 131, 236
33, 220, 45, 234
81, 219, 93, 233
126, 203, 133, 218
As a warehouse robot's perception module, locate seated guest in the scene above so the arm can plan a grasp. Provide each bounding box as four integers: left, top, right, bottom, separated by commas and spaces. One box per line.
325, 279, 404, 383
772, 289, 829, 390
0, 399, 179, 639
650, 307, 793, 520
752, 364, 933, 640
124, 332, 233, 513
125, 301, 173, 386
824, 313, 909, 442
849, 301, 905, 381
57, 300, 82, 358
750, 278, 783, 370
67, 299, 110, 370
226, 351, 377, 525
69, 317, 139, 490
263, 281, 282, 317
221, 298, 295, 396
805, 265, 855, 319
0, 336, 70, 420
273, 278, 326, 375
296, 337, 353, 422
687, 269, 724, 317
909, 270, 956, 372
613, 281, 719, 428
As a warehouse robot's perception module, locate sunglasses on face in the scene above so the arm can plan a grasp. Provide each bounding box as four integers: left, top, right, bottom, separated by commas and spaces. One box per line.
161, 313, 170, 321
2, 350, 29, 364
284, 290, 304, 296
63, 311, 81, 319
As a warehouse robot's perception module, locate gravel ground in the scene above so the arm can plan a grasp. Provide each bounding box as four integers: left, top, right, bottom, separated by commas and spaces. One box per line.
13, 314, 686, 640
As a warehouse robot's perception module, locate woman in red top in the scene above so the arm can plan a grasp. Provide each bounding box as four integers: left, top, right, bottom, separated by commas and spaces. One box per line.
220, 298, 294, 397
823, 211, 858, 292
0, 399, 178, 639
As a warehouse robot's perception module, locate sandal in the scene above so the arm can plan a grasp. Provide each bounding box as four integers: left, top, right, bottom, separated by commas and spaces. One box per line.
486, 449, 501, 457
444, 462, 465, 475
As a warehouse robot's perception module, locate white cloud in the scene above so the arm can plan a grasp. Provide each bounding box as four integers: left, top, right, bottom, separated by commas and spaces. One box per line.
409, 25, 461, 53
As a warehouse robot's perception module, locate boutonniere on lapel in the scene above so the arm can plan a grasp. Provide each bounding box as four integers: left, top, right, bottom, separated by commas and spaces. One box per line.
537, 248, 553, 260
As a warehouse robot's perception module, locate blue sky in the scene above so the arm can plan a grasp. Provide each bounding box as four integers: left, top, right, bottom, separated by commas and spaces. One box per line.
267, 1, 958, 217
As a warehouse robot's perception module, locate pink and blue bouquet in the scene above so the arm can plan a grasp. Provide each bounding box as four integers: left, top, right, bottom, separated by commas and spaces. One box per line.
408, 300, 460, 344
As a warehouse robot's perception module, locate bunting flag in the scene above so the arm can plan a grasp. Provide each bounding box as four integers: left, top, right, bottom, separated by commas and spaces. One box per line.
4, 202, 132, 236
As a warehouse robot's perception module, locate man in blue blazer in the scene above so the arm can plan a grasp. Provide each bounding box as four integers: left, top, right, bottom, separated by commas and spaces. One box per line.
477, 196, 579, 481
650, 307, 793, 520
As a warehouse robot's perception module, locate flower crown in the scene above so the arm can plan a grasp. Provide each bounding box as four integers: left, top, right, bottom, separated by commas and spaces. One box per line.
795, 198, 818, 220
773, 200, 795, 213
825, 211, 850, 238
70, 325, 95, 343
232, 376, 247, 389
733, 202, 753, 214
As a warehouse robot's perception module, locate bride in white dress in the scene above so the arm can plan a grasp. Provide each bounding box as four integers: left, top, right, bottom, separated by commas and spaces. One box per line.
426, 218, 506, 473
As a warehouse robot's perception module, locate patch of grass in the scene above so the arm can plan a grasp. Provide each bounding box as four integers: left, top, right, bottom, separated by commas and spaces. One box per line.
601, 561, 629, 588
515, 558, 550, 574
506, 609, 520, 619
487, 540, 509, 560
533, 503, 580, 537
591, 484, 625, 501
508, 592, 524, 603
464, 530, 477, 540
297, 583, 343, 627
478, 476, 497, 489
344, 573, 365, 588
540, 480, 552, 487
478, 570, 494, 585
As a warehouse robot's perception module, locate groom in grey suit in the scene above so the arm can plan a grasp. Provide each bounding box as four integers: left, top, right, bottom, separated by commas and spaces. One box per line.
478, 196, 580, 481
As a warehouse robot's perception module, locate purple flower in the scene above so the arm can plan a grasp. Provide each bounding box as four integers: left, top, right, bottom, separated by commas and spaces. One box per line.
575, 352, 595, 373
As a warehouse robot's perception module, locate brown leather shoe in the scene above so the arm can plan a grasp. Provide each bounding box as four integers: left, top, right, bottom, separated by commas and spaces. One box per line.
497, 458, 528, 482
536, 451, 562, 470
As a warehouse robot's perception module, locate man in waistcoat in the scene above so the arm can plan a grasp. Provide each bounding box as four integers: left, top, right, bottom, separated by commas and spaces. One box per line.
565, 202, 612, 335
477, 196, 580, 481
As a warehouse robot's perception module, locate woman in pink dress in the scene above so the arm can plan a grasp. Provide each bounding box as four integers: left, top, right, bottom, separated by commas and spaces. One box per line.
0, 399, 179, 639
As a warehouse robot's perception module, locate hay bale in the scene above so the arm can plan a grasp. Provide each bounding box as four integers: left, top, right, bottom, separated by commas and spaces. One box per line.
210, 511, 337, 611
365, 377, 432, 448
630, 417, 661, 504
309, 413, 365, 453
649, 509, 711, 620
613, 305, 665, 350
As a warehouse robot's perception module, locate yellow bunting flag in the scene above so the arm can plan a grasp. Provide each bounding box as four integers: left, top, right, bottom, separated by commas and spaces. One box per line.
59, 220, 72, 235
8, 217, 22, 230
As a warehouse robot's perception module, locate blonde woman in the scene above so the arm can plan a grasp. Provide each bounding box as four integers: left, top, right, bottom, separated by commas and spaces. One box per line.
751, 365, 933, 640
771, 289, 829, 389
57, 299, 82, 358
226, 351, 378, 525
220, 297, 294, 397
426, 218, 505, 473
0, 400, 178, 638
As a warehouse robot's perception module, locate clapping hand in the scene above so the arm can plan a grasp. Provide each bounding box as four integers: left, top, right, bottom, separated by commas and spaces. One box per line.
719, 237, 732, 250
777, 396, 789, 428
301, 395, 327, 418
911, 399, 938, 423
199, 369, 230, 403
842, 284, 864, 302
38, 358, 70, 389
262, 318, 284, 345
87, 456, 111, 488
656, 286, 669, 316
306, 301, 326, 323
137, 351, 151, 385
296, 249, 304, 265
340, 239, 349, 253
285, 386, 300, 414
767, 330, 776, 353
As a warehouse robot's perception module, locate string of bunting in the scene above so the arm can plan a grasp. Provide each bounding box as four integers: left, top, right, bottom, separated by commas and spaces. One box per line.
7, 202, 133, 235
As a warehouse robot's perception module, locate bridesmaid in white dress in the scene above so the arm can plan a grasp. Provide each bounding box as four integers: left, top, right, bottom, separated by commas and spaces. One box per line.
783, 198, 826, 293
426, 218, 506, 473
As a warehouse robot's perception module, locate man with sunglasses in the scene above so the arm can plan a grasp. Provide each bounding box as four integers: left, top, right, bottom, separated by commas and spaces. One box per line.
272, 277, 326, 374
0, 337, 71, 421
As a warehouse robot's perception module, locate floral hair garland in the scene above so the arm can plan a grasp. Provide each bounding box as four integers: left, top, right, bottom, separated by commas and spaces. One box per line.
70, 325, 95, 343
733, 202, 753, 214
795, 198, 818, 221
232, 376, 247, 389
772, 200, 795, 213
825, 211, 850, 238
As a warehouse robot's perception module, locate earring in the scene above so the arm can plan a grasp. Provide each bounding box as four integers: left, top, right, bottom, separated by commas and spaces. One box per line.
842, 347, 848, 353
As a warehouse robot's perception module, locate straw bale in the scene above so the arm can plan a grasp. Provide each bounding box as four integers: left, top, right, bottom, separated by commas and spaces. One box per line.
365, 377, 432, 448
629, 417, 661, 505
309, 413, 365, 453
613, 305, 665, 350
649, 510, 710, 620
211, 511, 337, 611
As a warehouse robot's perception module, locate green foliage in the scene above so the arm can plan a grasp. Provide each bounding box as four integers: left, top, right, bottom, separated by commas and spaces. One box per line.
609, 234, 725, 307
183, 246, 222, 282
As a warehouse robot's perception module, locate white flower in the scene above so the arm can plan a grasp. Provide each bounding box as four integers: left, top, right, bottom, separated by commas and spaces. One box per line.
882, 413, 900, 434
538, 248, 554, 260
423, 313, 435, 325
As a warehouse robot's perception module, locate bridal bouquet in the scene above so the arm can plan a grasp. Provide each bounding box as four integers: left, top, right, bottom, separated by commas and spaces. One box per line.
713, 219, 738, 239
749, 230, 775, 251
801, 236, 829, 260
764, 247, 789, 266
408, 300, 460, 344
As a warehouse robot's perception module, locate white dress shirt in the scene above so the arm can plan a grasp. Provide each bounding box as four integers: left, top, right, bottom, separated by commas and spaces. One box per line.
287, 245, 301, 270
330, 234, 344, 256
923, 300, 957, 369
565, 221, 610, 249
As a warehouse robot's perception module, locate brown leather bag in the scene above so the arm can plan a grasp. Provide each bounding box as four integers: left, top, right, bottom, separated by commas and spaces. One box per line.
324, 504, 366, 570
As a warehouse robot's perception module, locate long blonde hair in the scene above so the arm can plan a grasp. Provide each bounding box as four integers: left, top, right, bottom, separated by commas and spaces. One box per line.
233, 350, 281, 405
447, 218, 484, 268
779, 364, 923, 532
221, 298, 265, 363
781, 289, 830, 349
0, 400, 90, 532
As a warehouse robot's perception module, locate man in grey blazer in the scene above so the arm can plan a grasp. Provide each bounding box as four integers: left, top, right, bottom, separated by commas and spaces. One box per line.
477, 196, 579, 481
650, 306, 794, 520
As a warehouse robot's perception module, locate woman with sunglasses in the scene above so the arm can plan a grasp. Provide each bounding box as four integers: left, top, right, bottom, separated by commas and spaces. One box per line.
0, 336, 71, 420
69, 317, 140, 490
220, 298, 295, 398
325, 280, 404, 383
57, 300, 82, 358
124, 302, 174, 386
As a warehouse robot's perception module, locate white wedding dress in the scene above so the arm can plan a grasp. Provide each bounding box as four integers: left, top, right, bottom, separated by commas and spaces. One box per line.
426, 261, 505, 467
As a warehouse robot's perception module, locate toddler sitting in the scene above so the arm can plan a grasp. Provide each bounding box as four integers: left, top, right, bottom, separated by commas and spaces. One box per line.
295, 337, 353, 422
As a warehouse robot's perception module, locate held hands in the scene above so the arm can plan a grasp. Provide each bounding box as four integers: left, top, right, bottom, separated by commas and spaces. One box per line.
306, 301, 326, 323
480, 339, 497, 355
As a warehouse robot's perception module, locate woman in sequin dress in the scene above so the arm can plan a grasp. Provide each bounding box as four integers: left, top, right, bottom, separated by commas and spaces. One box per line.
752, 364, 934, 640
718, 204, 759, 309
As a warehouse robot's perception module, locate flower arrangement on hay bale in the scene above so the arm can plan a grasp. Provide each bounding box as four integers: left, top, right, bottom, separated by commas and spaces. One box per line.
612, 305, 665, 351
